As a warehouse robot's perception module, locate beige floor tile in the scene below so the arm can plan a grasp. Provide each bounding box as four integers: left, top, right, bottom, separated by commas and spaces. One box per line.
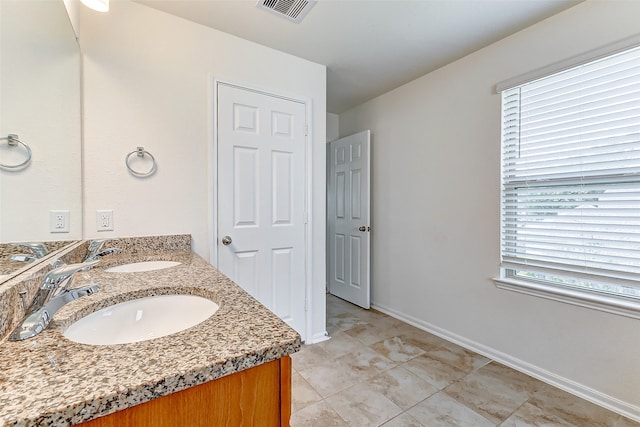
327, 311, 370, 332
530, 383, 626, 427
402, 352, 469, 389
327, 298, 366, 317
614, 415, 640, 427
326, 301, 350, 315
291, 343, 334, 372
394, 323, 454, 348
325, 382, 403, 426
319, 330, 365, 358
369, 366, 438, 410
343, 321, 402, 346
395, 328, 493, 372
335, 346, 398, 380
290, 400, 348, 427
366, 311, 406, 329
380, 412, 425, 427
326, 321, 341, 335
327, 293, 352, 307
357, 307, 395, 324
292, 371, 323, 413
397, 327, 490, 371
423, 340, 491, 373
370, 335, 426, 363
321, 295, 634, 427
297, 359, 363, 398
501, 401, 578, 427
407, 392, 495, 427
504, 401, 638, 427
444, 362, 540, 423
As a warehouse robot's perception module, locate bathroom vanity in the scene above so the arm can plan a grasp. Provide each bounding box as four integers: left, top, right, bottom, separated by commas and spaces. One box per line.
78, 357, 291, 427
0, 236, 301, 426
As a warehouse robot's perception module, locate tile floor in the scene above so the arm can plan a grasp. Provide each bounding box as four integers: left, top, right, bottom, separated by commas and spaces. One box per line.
290, 294, 639, 427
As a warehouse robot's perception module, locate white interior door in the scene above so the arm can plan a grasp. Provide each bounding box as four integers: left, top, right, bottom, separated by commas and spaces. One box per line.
217, 83, 307, 337
328, 130, 371, 309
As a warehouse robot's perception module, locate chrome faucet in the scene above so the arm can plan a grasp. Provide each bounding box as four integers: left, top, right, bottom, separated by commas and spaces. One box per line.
8, 242, 49, 263
83, 239, 120, 262
8, 260, 100, 341
13, 242, 49, 258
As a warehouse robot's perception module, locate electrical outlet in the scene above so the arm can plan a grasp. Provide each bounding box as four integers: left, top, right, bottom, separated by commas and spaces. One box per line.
50, 210, 70, 233
96, 210, 114, 231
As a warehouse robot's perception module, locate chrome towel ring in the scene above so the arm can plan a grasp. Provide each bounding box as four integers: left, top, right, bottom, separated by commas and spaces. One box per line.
125, 146, 157, 177
0, 134, 32, 169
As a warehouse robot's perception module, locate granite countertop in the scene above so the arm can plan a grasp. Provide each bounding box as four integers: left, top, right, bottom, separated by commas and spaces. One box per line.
0, 250, 301, 427
0, 241, 75, 278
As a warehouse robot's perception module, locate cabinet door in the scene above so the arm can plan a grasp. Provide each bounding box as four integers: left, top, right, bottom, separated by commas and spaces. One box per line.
78, 357, 291, 427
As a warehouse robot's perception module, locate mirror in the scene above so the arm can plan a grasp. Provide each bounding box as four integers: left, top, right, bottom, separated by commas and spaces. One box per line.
0, 0, 82, 281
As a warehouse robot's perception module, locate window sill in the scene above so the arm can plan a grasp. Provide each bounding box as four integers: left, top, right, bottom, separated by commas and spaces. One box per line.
493, 277, 640, 320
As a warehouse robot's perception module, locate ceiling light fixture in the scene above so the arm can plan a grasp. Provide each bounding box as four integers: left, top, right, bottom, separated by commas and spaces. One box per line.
80, 0, 109, 12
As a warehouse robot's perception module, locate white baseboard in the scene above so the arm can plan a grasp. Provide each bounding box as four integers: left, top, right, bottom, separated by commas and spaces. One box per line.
371, 300, 640, 423
307, 330, 330, 345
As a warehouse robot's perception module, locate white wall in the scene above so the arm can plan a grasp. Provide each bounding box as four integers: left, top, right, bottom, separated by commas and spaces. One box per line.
79, 0, 327, 341
326, 113, 339, 142
340, 1, 640, 419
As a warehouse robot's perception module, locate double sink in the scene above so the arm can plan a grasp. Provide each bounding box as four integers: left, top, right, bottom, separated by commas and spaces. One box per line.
1, 238, 302, 427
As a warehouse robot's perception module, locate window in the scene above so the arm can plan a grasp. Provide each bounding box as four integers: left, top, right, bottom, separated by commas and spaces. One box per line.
496, 44, 640, 317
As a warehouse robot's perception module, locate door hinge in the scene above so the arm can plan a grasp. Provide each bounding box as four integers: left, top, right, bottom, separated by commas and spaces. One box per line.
304, 124, 308, 136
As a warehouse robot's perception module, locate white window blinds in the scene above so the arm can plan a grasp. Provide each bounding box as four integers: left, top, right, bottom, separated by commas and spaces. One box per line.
500, 44, 640, 300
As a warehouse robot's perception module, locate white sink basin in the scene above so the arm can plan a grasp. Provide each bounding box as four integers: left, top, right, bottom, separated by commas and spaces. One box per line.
63, 295, 219, 345
105, 260, 181, 273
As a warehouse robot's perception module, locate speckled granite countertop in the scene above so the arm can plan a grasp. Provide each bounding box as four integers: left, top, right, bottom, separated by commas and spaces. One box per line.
0, 246, 301, 426
0, 241, 75, 278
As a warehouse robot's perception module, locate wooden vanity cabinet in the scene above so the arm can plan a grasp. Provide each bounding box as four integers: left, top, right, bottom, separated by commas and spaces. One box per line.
78, 356, 292, 427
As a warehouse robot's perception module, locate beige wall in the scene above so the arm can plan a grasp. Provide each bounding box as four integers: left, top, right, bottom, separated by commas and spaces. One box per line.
327, 113, 339, 142
79, 0, 327, 341
340, 0, 640, 419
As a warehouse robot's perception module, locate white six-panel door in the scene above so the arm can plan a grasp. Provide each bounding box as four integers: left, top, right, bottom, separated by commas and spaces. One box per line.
328, 130, 371, 309
217, 83, 306, 336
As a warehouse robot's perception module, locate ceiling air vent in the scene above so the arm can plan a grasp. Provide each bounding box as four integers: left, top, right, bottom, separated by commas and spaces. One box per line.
256, 0, 317, 24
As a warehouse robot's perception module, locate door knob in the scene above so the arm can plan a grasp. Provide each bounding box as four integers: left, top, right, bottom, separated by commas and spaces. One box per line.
358, 226, 366, 232
221, 236, 232, 246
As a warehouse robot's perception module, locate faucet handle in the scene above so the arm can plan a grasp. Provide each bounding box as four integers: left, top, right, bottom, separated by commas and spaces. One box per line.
42, 260, 100, 291
87, 239, 109, 253
84, 239, 117, 261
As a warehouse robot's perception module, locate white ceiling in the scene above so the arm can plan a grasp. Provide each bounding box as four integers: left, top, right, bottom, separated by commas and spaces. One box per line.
135, 0, 582, 114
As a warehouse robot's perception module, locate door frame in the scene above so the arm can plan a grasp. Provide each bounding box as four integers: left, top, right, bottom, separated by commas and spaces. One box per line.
209, 77, 314, 342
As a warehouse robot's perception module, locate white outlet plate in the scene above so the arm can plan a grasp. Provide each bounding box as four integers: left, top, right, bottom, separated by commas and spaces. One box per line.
50, 210, 70, 233
96, 210, 114, 231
